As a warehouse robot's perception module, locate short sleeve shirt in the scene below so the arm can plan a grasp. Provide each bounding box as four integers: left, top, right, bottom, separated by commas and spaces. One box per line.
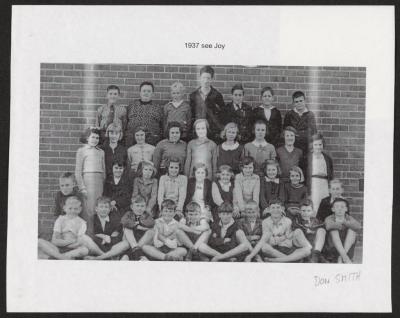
53, 215, 87, 237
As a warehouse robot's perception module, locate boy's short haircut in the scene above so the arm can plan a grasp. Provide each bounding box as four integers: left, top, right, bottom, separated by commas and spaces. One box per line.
166, 121, 183, 135
107, 84, 120, 94
218, 201, 233, 214
262, 159, 281, 177
131, 194, 146, 204
300, 198, 314, 209
79, 127, 101, 144
161, 199, 176, 210
166, 156, 181, 170
136, 160, 157, 178
329, 179, 343, 188
268, 198, 284, 207
261, 86, 274, 96
171, 81, 185, 93
139, 81, 155, 92
106, 123, 123, 140
193, 162, 208, 177
64, 195, 82, 207
96, 196, 112, 207
231, 83, 244, 94
292, 90, 305, 100
186, 201, 201, 214
200, 65, 215, 78
59, 172, 76, 182
245, 200, 259, 210
112, 158, 126, 168
239, 156, 255, 170
331, 197, 350, 211
289, 166, 305, 183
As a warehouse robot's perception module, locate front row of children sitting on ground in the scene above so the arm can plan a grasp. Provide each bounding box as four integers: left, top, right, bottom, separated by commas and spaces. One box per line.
38, 183, 361, 263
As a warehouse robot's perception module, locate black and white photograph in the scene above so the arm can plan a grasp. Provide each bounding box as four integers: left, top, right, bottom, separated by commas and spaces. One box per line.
8, 5, 393, 312
38, 63, 365, 264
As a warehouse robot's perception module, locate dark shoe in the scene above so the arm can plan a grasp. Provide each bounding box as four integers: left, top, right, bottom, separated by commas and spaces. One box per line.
310, 250, 321, 263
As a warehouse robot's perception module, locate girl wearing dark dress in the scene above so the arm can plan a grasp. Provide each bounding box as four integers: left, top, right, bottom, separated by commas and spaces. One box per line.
211, 165, 240, 219
216, 122, 244, 175
283, 165, 308, 220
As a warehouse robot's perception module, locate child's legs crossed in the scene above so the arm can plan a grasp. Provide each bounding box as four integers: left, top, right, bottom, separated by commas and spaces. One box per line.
38, 239, 63, 259
313, 228, 326, 251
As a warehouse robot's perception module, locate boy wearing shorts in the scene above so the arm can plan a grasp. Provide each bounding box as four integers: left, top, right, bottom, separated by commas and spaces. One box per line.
293, 199, 327, 263
245, 199, 311, 262
119, 195, 156, 261
175, 201, 211, 261
198, 202, 249, 262
142, 199, 187, 261
324, 198, 361, 263
38, 196, 98, 260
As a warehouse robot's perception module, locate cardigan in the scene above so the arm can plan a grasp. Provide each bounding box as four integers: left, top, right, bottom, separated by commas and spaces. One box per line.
276, 146, 304, 181
132, 177, 158, 213
252, 106, 282, 147
189, 86, 226, 143
184, 177, 213, 214
157, 174, 188, 212
234, 173, 260, 211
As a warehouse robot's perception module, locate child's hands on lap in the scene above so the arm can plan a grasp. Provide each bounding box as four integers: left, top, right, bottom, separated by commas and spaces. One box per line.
111, 231, 119, 237
154, 239, 163, 248
165, 238, 178, 249
223, 238, 231, 243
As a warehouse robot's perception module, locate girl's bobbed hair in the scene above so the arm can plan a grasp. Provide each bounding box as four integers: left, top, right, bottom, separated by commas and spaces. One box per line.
79, 127, 101, 144
262, 159, 281, 177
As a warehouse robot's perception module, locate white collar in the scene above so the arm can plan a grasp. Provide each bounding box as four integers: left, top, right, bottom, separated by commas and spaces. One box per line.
220, 218, 234, 229
259, 105, 275, 110
221, 142, 239, 150
252, 140, 268, 147
98, 215, 110, 223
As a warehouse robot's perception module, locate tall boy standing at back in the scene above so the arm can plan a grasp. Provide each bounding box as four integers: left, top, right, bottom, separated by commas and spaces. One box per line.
283, 91, 317, 153
189, 65, 226, 143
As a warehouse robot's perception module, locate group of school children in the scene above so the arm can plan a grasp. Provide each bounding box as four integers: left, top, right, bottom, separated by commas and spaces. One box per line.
38, 65, 362, 263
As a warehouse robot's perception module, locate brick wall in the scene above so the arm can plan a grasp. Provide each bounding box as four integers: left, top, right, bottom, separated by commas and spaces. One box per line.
39, 63, 366, 240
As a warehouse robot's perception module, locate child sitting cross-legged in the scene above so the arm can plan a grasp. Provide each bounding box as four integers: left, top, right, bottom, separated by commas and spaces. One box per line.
324, 198, 361, 263
142, 199, 187, 261
292, 199, 327, 263
174, 201, 211, 261
85, 196, 129, 260
197, 202, 249, 262
38, 196, 100, 260
245, 199, 311, 263
235, 200, 264, 262
119, 195, 156, 261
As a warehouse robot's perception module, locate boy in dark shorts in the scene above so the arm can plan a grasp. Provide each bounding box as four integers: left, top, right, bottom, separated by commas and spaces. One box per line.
236, 200, 263, 262
119, 195, 156, 261
245, 199, 311, 262
198, 202, 249, 262
293, 199, 327, 263
175, 201, 211, 261
324, 198, 361, 263
85, 196, 128, 260
142, 199, 187, 261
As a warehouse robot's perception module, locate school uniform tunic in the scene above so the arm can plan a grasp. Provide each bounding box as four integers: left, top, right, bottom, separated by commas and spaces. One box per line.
259, 177, 285, 214
276, 146, 304, 182
216, 143, 244, 175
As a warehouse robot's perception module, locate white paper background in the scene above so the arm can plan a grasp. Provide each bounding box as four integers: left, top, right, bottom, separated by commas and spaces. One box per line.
8, 5, 393, 312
